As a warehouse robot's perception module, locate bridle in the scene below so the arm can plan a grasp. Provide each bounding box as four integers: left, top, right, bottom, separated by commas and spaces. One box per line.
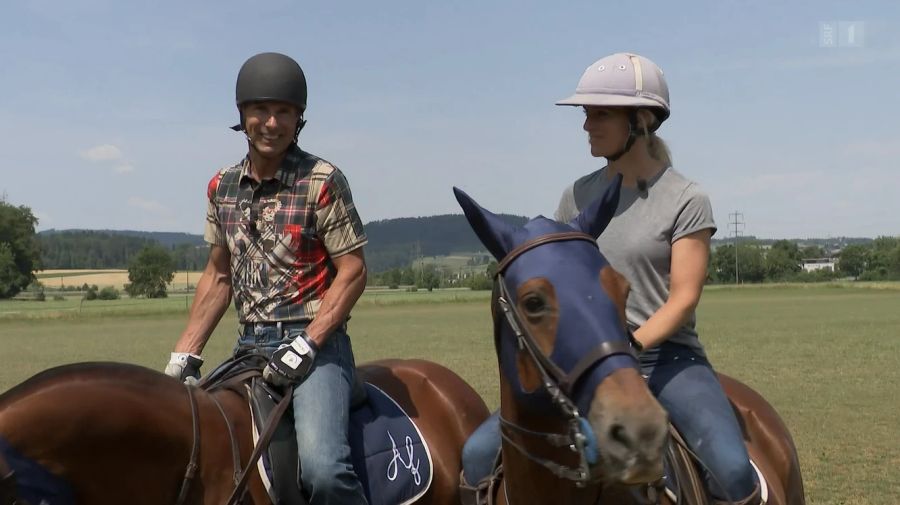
492, 231, 639, 487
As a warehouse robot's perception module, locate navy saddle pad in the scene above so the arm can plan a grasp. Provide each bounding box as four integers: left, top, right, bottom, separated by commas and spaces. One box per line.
0, 436, 75, 505
254, 382, 433, 505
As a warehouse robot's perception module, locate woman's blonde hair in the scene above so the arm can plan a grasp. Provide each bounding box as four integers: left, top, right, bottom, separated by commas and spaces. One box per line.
637, 109, 672, 166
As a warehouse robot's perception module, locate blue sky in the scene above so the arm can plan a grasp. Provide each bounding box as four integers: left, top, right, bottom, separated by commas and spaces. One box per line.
1, 0, 897, 239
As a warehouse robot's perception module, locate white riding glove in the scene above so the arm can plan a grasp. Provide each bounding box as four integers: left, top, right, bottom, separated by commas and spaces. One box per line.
165, 352, 204, 385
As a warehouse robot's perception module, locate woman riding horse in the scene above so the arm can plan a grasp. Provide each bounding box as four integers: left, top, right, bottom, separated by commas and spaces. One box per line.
462, 52, 805, 505
553, 51, 758, 504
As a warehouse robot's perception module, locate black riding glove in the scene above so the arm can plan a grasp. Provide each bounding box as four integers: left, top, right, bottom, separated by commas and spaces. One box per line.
263, 331, 319, 387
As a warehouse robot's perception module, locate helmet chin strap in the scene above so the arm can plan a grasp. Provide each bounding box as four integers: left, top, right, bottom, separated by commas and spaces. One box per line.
606, 109, 648, 162
293, 118, 306, 143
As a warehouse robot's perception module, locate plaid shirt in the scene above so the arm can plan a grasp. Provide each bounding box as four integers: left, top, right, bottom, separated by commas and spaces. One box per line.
204, 145, 367, 322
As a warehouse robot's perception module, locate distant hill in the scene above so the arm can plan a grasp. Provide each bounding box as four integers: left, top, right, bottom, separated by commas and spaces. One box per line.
37, 214, 530, 272
363, 214, 528, 271
40, 229, 205, 248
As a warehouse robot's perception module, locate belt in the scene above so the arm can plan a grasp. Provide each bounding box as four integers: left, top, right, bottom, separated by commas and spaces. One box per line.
238, 321, 309, 337
238, 320, 347, 337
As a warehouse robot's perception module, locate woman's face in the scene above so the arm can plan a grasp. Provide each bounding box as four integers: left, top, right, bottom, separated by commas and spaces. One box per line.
582, 106, 630, 158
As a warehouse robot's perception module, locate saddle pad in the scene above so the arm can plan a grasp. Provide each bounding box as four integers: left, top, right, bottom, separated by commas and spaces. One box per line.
0, 436, 75, 505
349, 383, 434, 505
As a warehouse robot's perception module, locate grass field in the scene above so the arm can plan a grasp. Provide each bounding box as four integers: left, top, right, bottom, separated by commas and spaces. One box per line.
1, 284, 899, 504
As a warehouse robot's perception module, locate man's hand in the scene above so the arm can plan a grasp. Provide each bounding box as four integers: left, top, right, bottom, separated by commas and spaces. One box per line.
263, 332, 318, 387
165, 352, 204, 385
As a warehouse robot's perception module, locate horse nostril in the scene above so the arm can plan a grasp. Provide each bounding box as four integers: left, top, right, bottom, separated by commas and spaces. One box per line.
609, 423, 632, 449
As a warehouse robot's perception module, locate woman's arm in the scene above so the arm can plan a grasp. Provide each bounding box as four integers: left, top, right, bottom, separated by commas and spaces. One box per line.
633, 229, 712, 350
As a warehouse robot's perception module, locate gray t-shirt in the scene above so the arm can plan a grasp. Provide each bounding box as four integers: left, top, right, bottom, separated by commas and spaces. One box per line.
555, 166, 716, 355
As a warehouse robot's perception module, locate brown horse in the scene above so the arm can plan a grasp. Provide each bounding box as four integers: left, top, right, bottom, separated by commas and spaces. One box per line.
0, 358, 489, 504
453, 183, 805, 505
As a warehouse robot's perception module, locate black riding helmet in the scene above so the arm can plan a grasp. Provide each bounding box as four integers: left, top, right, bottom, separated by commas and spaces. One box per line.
230, 52, 308, 138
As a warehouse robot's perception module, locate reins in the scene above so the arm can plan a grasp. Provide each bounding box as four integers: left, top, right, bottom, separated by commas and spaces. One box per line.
175, 353, 295, 505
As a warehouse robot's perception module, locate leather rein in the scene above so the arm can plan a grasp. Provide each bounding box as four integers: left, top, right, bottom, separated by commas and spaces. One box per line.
175, 354, 294, 505
492, 232, 639, 487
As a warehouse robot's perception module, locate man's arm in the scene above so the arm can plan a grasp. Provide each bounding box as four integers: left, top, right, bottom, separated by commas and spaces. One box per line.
304, 248, 367, 347
633, 229, 712, 350
173, 244, 233, 354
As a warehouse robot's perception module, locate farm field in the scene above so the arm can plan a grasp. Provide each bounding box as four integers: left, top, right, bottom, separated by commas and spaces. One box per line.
1, 284, 899, 504
36, 269, 205, 290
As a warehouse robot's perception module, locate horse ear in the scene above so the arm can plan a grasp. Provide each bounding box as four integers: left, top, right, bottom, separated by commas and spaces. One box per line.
453, 187, 516, 261
568, 174, 622, 238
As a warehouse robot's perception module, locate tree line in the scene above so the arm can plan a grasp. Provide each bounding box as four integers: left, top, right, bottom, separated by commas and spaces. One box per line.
708, 237, 900, 283
4, 195, 900, 299
369, 260, 498, 291
39, 231, 207, 270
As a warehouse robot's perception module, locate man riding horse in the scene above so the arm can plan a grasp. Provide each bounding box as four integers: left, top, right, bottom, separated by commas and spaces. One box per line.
164, 52, 370, 505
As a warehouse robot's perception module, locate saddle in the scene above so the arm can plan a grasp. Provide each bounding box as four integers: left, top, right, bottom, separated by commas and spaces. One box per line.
202, 353, 434, 505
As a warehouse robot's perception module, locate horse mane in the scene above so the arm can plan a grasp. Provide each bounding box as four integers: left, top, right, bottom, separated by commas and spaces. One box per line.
0, 362, 164, 408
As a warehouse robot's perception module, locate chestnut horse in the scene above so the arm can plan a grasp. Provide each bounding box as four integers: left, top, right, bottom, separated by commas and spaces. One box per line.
0, 358, 489, 504
453, 179, 805, 504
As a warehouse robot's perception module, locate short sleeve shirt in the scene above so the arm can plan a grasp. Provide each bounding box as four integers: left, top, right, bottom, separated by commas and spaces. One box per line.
205, 145, 368, 322
555, 166, 716, 355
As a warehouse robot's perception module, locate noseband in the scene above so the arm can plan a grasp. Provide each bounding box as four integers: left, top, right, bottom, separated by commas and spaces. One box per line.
493, 231, 639, 486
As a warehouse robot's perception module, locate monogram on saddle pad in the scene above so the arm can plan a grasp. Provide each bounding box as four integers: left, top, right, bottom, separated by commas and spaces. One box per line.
202, 354, 433, 505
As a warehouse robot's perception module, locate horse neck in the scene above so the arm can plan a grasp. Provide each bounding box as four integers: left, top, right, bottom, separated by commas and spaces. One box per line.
499, 380, 603, 505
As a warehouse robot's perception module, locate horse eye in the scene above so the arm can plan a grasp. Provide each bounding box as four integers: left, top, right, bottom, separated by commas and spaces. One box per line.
522, 295, 546, 315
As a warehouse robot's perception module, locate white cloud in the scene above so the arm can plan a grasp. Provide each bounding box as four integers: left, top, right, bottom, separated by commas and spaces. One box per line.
127, 197, 168, 214
79, 143, 137, 174
80, 144, 123, 162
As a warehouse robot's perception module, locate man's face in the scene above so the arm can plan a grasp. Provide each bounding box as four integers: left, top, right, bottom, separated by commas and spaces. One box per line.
242, 101, 301, 157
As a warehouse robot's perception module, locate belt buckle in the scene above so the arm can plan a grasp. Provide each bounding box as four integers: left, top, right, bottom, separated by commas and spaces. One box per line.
248, 322, 270, 336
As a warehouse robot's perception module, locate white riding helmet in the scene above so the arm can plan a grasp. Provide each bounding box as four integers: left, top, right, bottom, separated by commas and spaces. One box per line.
557, 52, 670, 130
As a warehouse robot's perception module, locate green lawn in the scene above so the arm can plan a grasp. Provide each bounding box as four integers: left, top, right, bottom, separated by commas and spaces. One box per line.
1, 284, 898, 504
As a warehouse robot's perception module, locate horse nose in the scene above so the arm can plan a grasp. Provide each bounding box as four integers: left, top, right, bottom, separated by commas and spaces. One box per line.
591, 368, 668, 483
606, 416, 667, 458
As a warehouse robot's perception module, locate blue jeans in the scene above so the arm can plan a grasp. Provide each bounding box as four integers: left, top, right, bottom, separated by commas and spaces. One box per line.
461, 411, 501, 484
641, 343, 758, 501
236, 323, 368, 505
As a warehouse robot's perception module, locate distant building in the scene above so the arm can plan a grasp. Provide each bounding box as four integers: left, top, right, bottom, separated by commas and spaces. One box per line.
801, 258, 837, 273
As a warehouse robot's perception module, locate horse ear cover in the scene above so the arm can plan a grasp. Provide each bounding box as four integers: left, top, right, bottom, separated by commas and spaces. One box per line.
568, 173, 623, 238
453, 187, 517, 261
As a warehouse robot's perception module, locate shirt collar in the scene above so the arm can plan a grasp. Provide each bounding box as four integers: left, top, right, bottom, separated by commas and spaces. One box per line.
239, 144, 303, 188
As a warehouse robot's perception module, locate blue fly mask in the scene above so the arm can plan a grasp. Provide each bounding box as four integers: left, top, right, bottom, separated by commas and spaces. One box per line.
454, 175, 641, 485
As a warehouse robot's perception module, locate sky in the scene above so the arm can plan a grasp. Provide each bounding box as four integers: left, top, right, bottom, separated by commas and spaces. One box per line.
1, 0, 898, 239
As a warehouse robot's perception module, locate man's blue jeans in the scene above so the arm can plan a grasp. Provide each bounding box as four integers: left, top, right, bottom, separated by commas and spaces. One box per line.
642, 343, 757, 501
236, 323, 368, 505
